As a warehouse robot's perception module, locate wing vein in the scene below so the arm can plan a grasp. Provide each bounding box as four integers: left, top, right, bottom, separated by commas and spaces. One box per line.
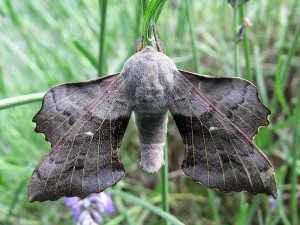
174, 80, 256, 190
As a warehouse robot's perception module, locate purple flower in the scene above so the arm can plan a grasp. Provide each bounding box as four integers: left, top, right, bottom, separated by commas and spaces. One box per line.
236, 18, 253, 43
64, 193, 115, 224
268, 196, 276, 208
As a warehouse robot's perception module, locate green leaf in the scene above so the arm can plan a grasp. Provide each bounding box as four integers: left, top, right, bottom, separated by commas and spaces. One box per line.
142, 0, 167, 45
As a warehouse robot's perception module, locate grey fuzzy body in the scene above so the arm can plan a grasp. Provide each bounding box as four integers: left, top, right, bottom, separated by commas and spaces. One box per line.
123, 46, 176, 115
123, 47, 176, 172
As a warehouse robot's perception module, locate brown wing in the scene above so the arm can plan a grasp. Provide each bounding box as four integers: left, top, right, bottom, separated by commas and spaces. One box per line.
178, 70, 271, 140
29, 73, 132, 202
169, 71, 277, 198
33, 73, 119, 146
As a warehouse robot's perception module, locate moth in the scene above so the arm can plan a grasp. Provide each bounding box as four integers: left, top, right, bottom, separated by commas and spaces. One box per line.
28, 38, 277, 202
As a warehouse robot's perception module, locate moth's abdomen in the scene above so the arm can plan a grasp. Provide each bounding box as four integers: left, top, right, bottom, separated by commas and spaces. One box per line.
135, 112, 168, 173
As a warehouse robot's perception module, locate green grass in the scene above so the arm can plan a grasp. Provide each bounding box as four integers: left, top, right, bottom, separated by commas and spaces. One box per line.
0, 0, 299, 224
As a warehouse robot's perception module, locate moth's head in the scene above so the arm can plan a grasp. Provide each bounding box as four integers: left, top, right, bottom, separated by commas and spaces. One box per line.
141, 46, 157, 53
124, 45, 175, 71
135, 34, 166, 53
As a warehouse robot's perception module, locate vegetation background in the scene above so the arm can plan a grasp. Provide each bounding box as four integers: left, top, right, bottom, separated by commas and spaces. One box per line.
0, 0, 299, 224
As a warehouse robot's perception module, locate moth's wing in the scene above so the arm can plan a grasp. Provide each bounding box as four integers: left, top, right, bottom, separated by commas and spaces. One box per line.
33, 73, 119, 146
29, 73, 132, 202
169, 71, 277, 198
178, 70, 271, 139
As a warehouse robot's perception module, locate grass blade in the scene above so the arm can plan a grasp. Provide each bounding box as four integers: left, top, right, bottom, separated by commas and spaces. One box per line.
0, 93, 45, 110
72, 40, 98, 69
233, 8, 241, 77
4, 0, 22, 27
142, 0, 167, 45
106, 193, 205, 225
185, 0, 200, 73
280, 22, 300, 85
275, 56, 290, 115
240, 6, 253, 81
3, 179, 27, 225
98, 0, 108, 77
160, 142, 169, 225
141, 0, 150, 14
290, 79, 300, 225
254, 45, 268, 105
108, 190, 184, 225
244, 196, 261, 225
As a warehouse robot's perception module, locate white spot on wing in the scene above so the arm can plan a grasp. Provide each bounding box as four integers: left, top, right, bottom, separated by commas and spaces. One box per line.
85, 131, 94, 136
209, 126, 218, 132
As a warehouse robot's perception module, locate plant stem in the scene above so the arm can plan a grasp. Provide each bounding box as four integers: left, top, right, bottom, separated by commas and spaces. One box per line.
160, 141, 169, 225
207, 189, 221, 225
98, 0, 108, 77
233, 8, 240, 77
186, 2, 221, 223
291, 82, 300, 225
185, 0, 200, 73
0, 92, 45, 110
141, 2, 170, 224
240, 6, 253, 81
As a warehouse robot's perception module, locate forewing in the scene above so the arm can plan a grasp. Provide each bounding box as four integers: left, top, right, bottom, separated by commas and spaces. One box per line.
33, 73, 119, 146
179, 70, 271, 139
169, 71, 277, 198
29, 74, 131, 202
